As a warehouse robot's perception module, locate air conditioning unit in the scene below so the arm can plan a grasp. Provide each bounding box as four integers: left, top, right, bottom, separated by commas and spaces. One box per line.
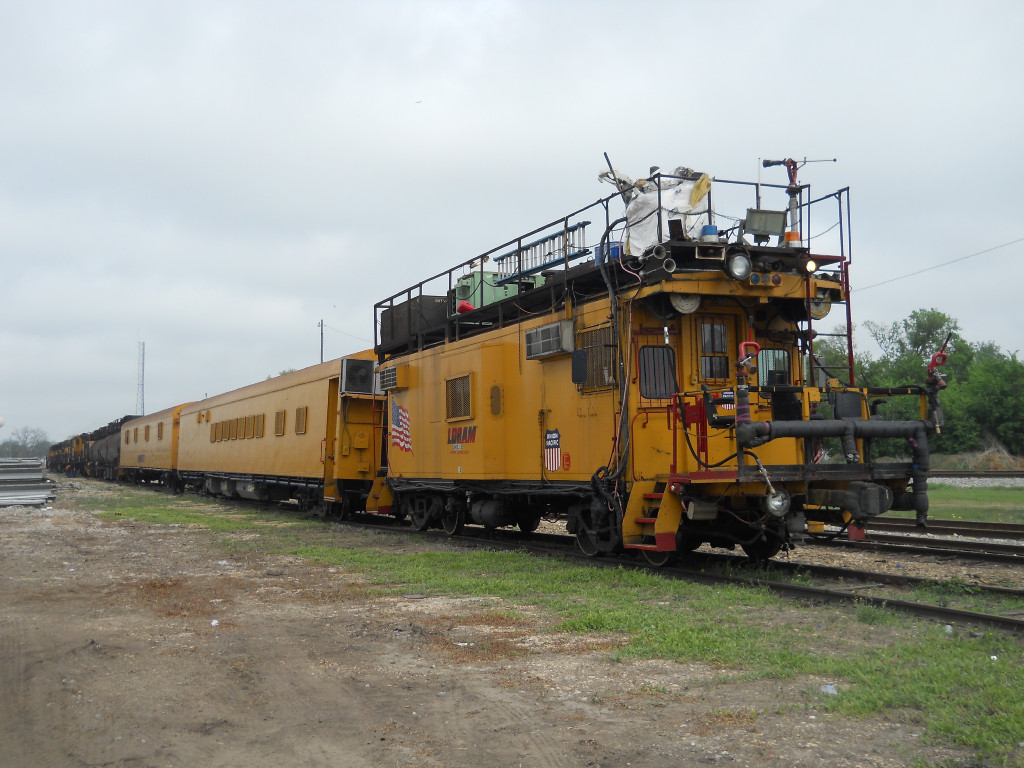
341, 358, 378, 394
525, 320, 574, 360
379, 365, 409, 391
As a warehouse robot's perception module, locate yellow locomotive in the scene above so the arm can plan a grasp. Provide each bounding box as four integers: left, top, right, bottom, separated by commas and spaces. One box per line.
369, 161, 944, 561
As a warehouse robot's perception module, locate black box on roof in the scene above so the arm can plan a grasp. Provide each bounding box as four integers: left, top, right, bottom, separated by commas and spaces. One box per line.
379, 296, 448, 350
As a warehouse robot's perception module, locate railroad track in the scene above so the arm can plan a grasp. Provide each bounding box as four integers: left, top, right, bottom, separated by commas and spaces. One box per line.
346, 519, 1024, 634
559, 541, 1024, 633
809, 533, 1024, 565
930, 470, 1024, 478
869, 517, 1024, 540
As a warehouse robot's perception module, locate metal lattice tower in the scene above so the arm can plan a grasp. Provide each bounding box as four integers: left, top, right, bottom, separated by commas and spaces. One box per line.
136, 342, 145, 415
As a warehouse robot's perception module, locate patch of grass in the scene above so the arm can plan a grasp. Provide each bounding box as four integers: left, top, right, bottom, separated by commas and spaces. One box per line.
824, 629, 1024, 757
90, 489, 316, 534
888, 484, 1024, 524
692, 707, 759, 736
906, 582, 1024, 616
853, 603, 907, 627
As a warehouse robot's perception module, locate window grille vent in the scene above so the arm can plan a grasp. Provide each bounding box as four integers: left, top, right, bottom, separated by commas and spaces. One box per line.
575, 326, 616, 388
445, 375, 472, 420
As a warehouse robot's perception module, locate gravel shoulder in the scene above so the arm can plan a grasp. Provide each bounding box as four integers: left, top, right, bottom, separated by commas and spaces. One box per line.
0, 480, 977, 767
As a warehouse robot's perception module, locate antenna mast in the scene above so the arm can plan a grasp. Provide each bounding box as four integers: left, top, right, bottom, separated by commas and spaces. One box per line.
136, 341, 145, 415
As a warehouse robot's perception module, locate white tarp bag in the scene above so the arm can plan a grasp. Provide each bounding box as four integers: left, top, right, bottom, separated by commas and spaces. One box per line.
600, 166, 712, 257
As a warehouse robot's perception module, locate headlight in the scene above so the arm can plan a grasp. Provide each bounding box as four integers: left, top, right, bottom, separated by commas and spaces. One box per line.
803, 258, 818, 274
725, 252, 752, 281
809, 294, 831, 319
762, 489, 791, 517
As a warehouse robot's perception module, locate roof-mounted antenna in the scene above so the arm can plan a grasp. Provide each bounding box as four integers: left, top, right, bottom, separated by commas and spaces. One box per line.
760, 157, 837, 246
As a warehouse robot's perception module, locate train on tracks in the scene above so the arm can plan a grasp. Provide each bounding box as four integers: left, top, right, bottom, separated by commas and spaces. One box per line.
49, 160, 947, 562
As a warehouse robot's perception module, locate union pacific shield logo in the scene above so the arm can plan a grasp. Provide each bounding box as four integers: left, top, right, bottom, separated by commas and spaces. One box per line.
544, 429, 560, 472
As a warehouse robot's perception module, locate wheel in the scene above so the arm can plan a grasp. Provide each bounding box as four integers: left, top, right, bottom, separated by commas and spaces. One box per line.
573, 502, 617, 557
576, 528, 601, 557
641, 548, 674, 567
441, 502, 465, 536
410, 504, 430, 531
518, 515, 541, 533
408, 495, 439, 532
741, 524, 785, 562
336, 495, 352, 521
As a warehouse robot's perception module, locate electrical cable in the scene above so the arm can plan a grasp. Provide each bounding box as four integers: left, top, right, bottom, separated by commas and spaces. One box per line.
856, 236, 1024, 292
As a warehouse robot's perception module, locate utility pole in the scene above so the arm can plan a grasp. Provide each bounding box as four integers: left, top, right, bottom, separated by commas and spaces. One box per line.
136, 342, 145, 415
319, 320, 324, 363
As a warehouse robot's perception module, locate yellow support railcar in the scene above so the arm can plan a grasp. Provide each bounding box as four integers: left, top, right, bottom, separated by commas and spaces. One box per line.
121, 404, 192, 486
371, 162, 945, 562
177, 353, 382, 514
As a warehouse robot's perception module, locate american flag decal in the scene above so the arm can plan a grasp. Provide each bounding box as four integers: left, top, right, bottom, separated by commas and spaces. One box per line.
391, 402, 413, 453
544, 429, 560, 472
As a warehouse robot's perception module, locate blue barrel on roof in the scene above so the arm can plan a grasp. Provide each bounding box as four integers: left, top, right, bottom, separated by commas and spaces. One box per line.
596, 241, 622, 265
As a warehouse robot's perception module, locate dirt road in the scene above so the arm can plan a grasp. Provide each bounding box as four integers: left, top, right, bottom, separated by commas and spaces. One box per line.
1, 481, 968, 767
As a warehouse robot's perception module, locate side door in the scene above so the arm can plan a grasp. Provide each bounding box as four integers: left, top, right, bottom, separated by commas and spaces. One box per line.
692, 312, 742, 466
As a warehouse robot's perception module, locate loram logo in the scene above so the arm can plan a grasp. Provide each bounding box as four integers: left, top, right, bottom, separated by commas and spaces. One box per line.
447, 426, 477, 445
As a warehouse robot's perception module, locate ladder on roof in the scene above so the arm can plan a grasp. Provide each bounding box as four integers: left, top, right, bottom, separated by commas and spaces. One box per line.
492, 221, 591, 284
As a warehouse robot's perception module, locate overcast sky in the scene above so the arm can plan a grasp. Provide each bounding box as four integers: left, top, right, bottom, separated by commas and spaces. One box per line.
2, 0, 1022, 442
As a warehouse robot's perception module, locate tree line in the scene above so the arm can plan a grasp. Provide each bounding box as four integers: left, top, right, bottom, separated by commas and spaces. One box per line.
815, 308, 1024, 457
0, 427, 51, 459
